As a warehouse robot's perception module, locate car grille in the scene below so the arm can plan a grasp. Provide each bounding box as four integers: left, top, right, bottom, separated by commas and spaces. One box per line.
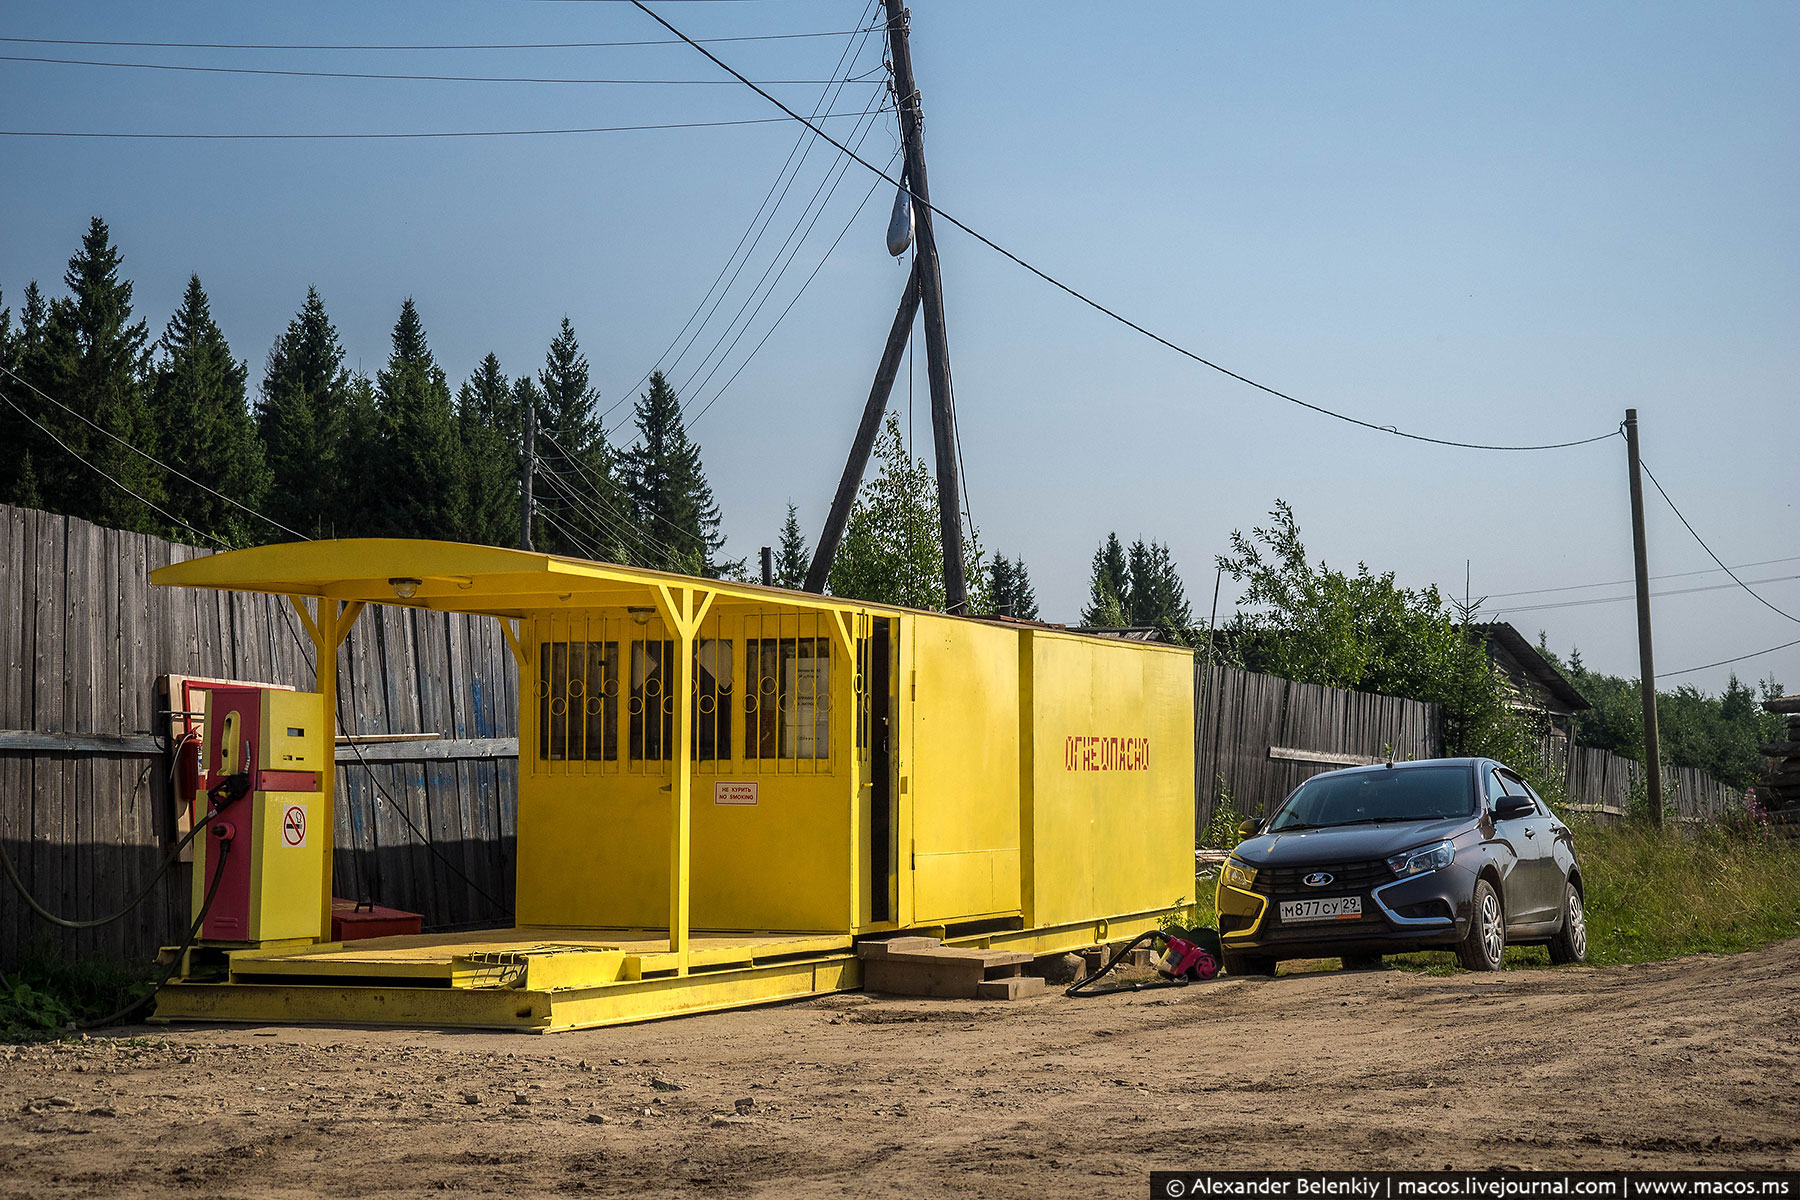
1251, 858, 1394, 895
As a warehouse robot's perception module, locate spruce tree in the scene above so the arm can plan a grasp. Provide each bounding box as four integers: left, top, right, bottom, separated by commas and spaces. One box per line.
774, 501, 810, 589
373, 299, 467, 539
258, 288, 357, 538
457, 352, 519, 547
33, 218, 163, 532
152, 275, 267, 544
1008, 555, 1041, 621
0, 283, 49, 506
1081, 533, 1131, 625
1128, 537, 1192, 642
533, 318, 629, 562
619, 370, 724, 575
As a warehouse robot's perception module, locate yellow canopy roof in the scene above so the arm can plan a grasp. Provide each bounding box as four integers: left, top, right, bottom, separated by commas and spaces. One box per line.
150, 538, 844, 619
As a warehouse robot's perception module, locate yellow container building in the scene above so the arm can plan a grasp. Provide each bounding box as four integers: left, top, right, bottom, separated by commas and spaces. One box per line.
150, 540, 1194, 1031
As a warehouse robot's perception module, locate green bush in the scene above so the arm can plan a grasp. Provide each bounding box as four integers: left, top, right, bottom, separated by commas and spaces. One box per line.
1, 945, 152, 1042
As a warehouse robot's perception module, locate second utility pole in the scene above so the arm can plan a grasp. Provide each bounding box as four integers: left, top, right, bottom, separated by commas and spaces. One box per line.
1625, 408, 1664, 826
884, 0, 967, 612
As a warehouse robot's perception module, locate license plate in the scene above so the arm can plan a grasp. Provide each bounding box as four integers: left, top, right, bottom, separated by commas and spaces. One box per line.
1279, 896, 1362, 923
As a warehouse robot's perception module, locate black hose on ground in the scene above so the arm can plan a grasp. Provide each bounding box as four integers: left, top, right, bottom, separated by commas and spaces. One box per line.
1065, 929, 1190, 997
77, 834, 233, 1031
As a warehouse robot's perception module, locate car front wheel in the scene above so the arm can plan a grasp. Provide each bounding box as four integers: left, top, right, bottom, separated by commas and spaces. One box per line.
1221, 949, 1278, 977
1456, 878, 1506, 971
1547, 880, 1588, 964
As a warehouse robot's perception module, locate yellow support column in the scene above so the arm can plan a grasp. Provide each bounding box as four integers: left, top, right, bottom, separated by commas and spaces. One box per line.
654, 586, 714, 973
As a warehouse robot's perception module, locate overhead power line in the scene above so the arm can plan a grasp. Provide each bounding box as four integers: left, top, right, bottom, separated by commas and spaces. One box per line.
0, 108, 885, 141
1482, 553, 1800, 601
0, 28, 879, 52
686, 150, 893, 426
0, 386, 221, 547
628, 0, 1621, 455
0, 52, 883, 87
1640, 461, 1800, 626
0, 363, 309, 540
601, 4, 882, 424
1662, 636, 1800, 679
1488, 573, 1800, 617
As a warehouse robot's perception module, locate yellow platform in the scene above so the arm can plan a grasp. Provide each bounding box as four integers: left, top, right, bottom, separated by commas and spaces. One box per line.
153, 928, 861, 1033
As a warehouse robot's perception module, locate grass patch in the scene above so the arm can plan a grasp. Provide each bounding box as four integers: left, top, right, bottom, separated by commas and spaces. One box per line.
1573, 821, 1800, 964
1197, 822, 1800, 975
1, 945, 154, 1042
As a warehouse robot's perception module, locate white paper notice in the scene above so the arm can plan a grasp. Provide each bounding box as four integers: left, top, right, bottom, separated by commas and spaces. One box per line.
714, 781, 759, 806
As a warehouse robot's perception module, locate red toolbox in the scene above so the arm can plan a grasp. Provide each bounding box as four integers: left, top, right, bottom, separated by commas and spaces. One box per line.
330, 898, 423, 942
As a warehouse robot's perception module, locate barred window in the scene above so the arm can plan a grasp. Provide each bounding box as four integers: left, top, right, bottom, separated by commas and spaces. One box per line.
538, 640, 619, 762
628, 639, 733, 762
745, 637, 831, 760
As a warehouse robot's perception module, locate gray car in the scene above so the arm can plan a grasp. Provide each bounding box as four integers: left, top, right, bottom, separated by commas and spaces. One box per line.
1213, 757, 1587, 974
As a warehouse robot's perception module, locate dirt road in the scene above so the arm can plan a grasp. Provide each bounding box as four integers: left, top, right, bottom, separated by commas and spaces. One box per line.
3, 939, 1796, 1197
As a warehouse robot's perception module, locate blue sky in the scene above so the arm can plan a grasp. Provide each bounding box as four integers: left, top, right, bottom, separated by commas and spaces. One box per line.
3, 1, 1795, 695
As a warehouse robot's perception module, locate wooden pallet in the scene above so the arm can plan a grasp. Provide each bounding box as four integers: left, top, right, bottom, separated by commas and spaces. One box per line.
856, 937, 1045, 1000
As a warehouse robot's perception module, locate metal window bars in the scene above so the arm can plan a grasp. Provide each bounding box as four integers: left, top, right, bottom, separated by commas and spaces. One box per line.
531, 610, 834, 776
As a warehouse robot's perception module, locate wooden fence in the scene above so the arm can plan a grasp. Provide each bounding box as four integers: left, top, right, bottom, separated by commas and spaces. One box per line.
1558, 742, 1747, 822
1, 505, 518, 969
1193, 663, 1443, 838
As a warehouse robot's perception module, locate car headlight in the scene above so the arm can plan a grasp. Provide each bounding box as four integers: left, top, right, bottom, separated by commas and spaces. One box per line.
1221, 858, 1258, 890
1387, 840, 1454, 878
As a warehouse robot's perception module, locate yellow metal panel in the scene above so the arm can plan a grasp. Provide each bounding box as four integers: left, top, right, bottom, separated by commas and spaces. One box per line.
262, 691, 325, 773
908, 614, 1021, 922
248, 790, 328, 943
1021, 631, 1195, 929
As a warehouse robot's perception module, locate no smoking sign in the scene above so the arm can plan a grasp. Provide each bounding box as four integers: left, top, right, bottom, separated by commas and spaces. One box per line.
281, 803, 309, 848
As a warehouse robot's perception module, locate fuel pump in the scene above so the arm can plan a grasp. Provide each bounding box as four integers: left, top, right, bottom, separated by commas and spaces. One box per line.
192, 685, 328, 945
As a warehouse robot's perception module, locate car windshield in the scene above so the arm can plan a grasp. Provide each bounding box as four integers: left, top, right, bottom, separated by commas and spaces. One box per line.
1268, 765, 1475, 832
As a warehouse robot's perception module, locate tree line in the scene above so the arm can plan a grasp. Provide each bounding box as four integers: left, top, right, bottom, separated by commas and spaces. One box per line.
0, 217, 1066, 608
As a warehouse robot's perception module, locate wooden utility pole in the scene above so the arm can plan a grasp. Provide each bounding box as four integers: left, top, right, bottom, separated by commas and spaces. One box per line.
1625, 408, 1664, 825
520, 398, 536, 552
883, 0, 967, 612
806, 260, 921, 593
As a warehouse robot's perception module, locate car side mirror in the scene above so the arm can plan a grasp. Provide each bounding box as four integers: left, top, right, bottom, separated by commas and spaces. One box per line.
1494, 797, 1534, 820
1237, 817, 1263, 838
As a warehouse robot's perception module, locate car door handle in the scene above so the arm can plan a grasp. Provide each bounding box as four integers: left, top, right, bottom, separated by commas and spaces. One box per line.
1523, 828, 1537, 838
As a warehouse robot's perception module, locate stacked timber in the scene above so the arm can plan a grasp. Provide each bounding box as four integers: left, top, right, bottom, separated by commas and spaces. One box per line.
1758, 698, 1800, 831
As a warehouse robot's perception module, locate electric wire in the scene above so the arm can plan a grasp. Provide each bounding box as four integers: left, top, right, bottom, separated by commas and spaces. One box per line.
532, 426, 689, 561
0, 108, 889, 141
1486, 574, 1800, 617
1662, 636, 1800, 680
0, 364, 310, 541
663, 72, 886, 408
684, 149, 893, 425
0, 28, 881, 51
1639, 461, 1800, 626
622, 4, 883, 420
598, 3, 880, 425
628, 0, 1623, 455
669, 114, 892, 424
0, 53, 875, 87
1482, 554, 1800, 601
0, 386, 223, 546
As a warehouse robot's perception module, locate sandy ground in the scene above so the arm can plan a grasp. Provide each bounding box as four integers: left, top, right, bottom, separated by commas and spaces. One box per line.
2, 939, 1796, 1198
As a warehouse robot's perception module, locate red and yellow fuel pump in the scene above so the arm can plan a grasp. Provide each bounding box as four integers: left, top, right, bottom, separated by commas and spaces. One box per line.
191, 686, 328, 946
